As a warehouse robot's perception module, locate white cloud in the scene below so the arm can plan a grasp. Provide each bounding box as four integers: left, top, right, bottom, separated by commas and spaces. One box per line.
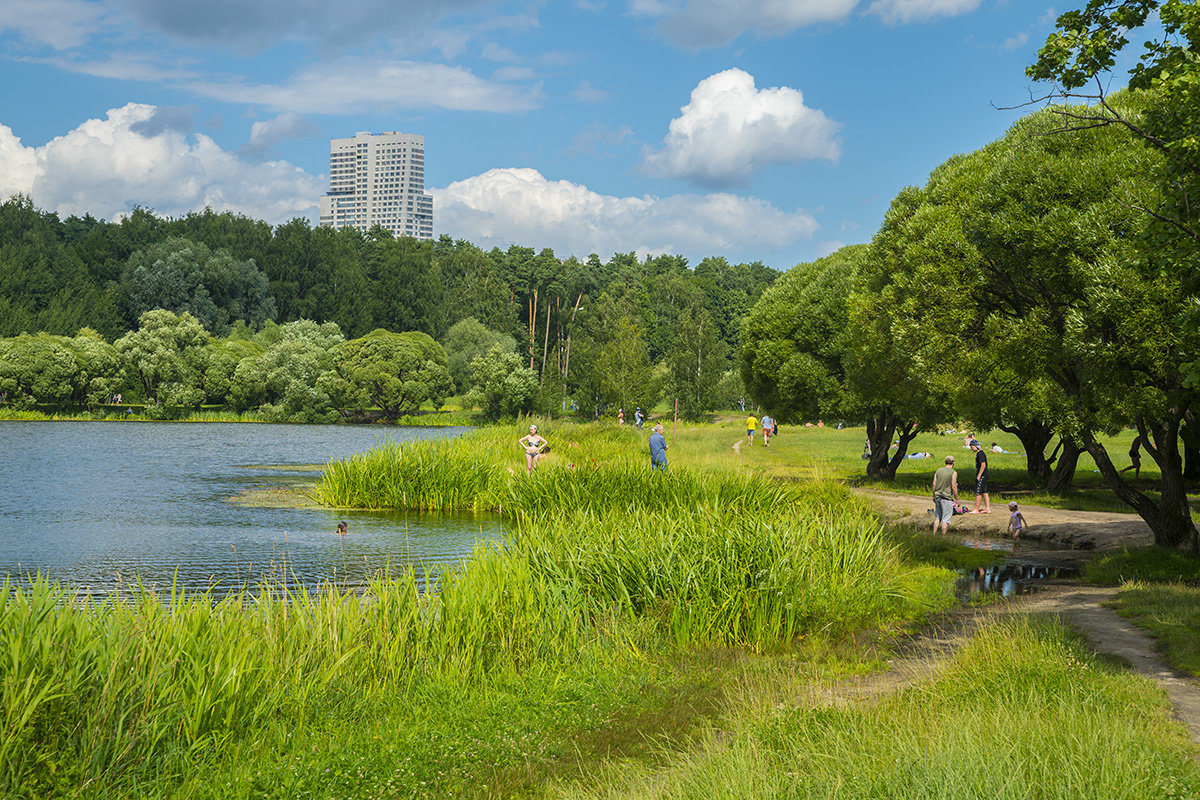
0, 125, 39, 199
240, 112, 321, 159
1001, 31, 1029, 51
865, 0, 981, 25
187, 57, 542, 114
572, 80, 609, 103
642, 69, 840, 189
632, 0, 859, 49
431, 167, 819, 259
119, 0, 492, 51
0, 104, 322, 223
0, 0, 106, 49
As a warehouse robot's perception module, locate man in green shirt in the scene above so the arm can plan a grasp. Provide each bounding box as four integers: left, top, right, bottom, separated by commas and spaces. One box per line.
931, 455, 959, 534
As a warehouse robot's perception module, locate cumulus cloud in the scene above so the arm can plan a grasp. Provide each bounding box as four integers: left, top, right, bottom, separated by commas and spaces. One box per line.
632, 0, 859, 49
431, 167, 819, 260
642, 69, 840, 189
120, 0, 491, 51
865, 0, 981, 25
0, 0, 106, 49
129, 106, 197, 137
239, 112, 321, 159
0, 104, 322, 223
187, 57, 542, 114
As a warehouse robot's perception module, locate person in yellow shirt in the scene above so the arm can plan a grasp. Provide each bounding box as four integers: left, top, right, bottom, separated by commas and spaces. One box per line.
746, 414, 758, 447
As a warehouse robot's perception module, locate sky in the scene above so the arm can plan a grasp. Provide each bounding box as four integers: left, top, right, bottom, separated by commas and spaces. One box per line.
0, 0, 1132, 269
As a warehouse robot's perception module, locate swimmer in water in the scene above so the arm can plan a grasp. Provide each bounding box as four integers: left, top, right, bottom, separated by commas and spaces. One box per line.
336, 521, 348, 535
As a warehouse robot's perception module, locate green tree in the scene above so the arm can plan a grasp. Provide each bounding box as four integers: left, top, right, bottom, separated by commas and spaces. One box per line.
0, 334, 80, 407
121, 237, 276, 335
331, 329, 452, 420
465, 345, 540, 421
740, 247, 861, 424
65, 329, 124, 407
595, 316, 657, 417
441, 318, 517, 395
114, 310, 211, 413
228, 321, 345, 422
204, 338, 264, 404
666, 305, 728, 421
878, 102, 1196, 550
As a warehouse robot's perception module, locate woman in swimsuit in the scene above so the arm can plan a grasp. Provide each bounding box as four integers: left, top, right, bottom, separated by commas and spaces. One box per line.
519, 425, 548, 473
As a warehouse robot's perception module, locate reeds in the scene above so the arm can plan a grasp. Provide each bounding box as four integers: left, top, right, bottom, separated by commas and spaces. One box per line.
2, 422, 932, 795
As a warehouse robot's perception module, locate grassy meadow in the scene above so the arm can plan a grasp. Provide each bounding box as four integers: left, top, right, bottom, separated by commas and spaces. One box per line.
5, 417, 1199, 798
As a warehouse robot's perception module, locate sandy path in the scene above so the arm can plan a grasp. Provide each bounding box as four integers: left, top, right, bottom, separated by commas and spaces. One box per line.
859, 488, 1155, 566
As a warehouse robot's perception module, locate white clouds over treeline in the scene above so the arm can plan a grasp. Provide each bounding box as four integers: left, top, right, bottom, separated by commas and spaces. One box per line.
0, 104, 322, 222
433, 168, 819, 259
0, 106, 820, 262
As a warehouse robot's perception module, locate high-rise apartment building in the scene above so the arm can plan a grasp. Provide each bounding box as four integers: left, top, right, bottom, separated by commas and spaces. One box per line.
318, 131, 434, 239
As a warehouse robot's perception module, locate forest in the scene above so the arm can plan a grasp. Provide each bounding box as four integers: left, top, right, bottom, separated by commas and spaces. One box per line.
0, 196, 776, 420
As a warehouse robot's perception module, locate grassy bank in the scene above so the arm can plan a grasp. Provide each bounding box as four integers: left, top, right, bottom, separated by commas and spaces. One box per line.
556, 616, 1200, 800
2, 423, 956, 798
9, 420, 1199, 798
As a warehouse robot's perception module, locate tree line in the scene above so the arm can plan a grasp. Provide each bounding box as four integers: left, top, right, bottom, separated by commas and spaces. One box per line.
0, 196, 778, 420
741, 0, 1200, 553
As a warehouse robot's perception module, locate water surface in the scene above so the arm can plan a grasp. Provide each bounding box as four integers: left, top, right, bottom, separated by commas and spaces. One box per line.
0, 421, 500, 596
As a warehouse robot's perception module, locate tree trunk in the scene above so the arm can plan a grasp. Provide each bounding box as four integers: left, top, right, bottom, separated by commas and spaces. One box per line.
865, 411, 919, 481
1045, 437, 1082, 494
1082, 422, 1198, 553
1000, 420, 1055, 485
540, 296, 552, 376
1181, 409, 1200, 481
528, 289, 538, 370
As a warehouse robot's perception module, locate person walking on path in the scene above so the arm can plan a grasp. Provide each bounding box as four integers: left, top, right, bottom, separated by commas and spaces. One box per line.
649, 423, 668, 471
969, 439, 991, 513
618, 408, 625, 426
739, 396, 745, 412
931, 455, 959, 534
1120, 434, 1144, 479
519, 425, 549, 474
761, 413, 774, 447
634, 407, 644, 429
745, 414, 758, 447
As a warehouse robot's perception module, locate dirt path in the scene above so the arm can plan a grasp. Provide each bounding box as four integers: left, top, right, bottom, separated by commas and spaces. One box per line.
808, 587, 1200, 756
860, 488, 1154, 567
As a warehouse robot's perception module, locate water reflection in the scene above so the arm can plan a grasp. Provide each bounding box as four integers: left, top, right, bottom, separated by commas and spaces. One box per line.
955, 563, 1078, 602
0, 421, 502, 597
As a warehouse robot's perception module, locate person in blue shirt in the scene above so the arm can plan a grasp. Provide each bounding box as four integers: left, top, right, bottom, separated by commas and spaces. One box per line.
649, 424, 668, 471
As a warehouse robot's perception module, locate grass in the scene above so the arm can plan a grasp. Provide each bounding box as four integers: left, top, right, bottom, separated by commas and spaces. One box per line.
1080, 546, 1200, 676
1109, 583, 1200, 676
555, 616, 1200, 800
9, 416, 1200, 797
2, 421, 960, 797
1084, 547, 1200, 586
712, 421, 1200, 514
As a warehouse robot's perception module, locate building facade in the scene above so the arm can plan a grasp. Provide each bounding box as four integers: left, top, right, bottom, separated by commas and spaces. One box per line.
318, 131, 434, 239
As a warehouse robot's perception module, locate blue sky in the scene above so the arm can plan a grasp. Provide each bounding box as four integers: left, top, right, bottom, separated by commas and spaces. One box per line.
0, 0, 1129, 268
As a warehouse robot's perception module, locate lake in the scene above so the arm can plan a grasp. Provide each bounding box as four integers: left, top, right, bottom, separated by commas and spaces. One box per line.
0, 421, 501, 597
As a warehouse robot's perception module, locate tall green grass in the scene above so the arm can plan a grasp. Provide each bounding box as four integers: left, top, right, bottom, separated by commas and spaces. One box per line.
1, 422, 953, 796
558, 616, 1200, 800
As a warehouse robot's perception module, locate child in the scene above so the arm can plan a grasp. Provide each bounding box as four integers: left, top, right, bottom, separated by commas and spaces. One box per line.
1006, 501, 1028, 542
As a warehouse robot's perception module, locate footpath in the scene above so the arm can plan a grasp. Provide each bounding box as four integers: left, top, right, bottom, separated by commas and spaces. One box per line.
815, 585, 1200, 756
